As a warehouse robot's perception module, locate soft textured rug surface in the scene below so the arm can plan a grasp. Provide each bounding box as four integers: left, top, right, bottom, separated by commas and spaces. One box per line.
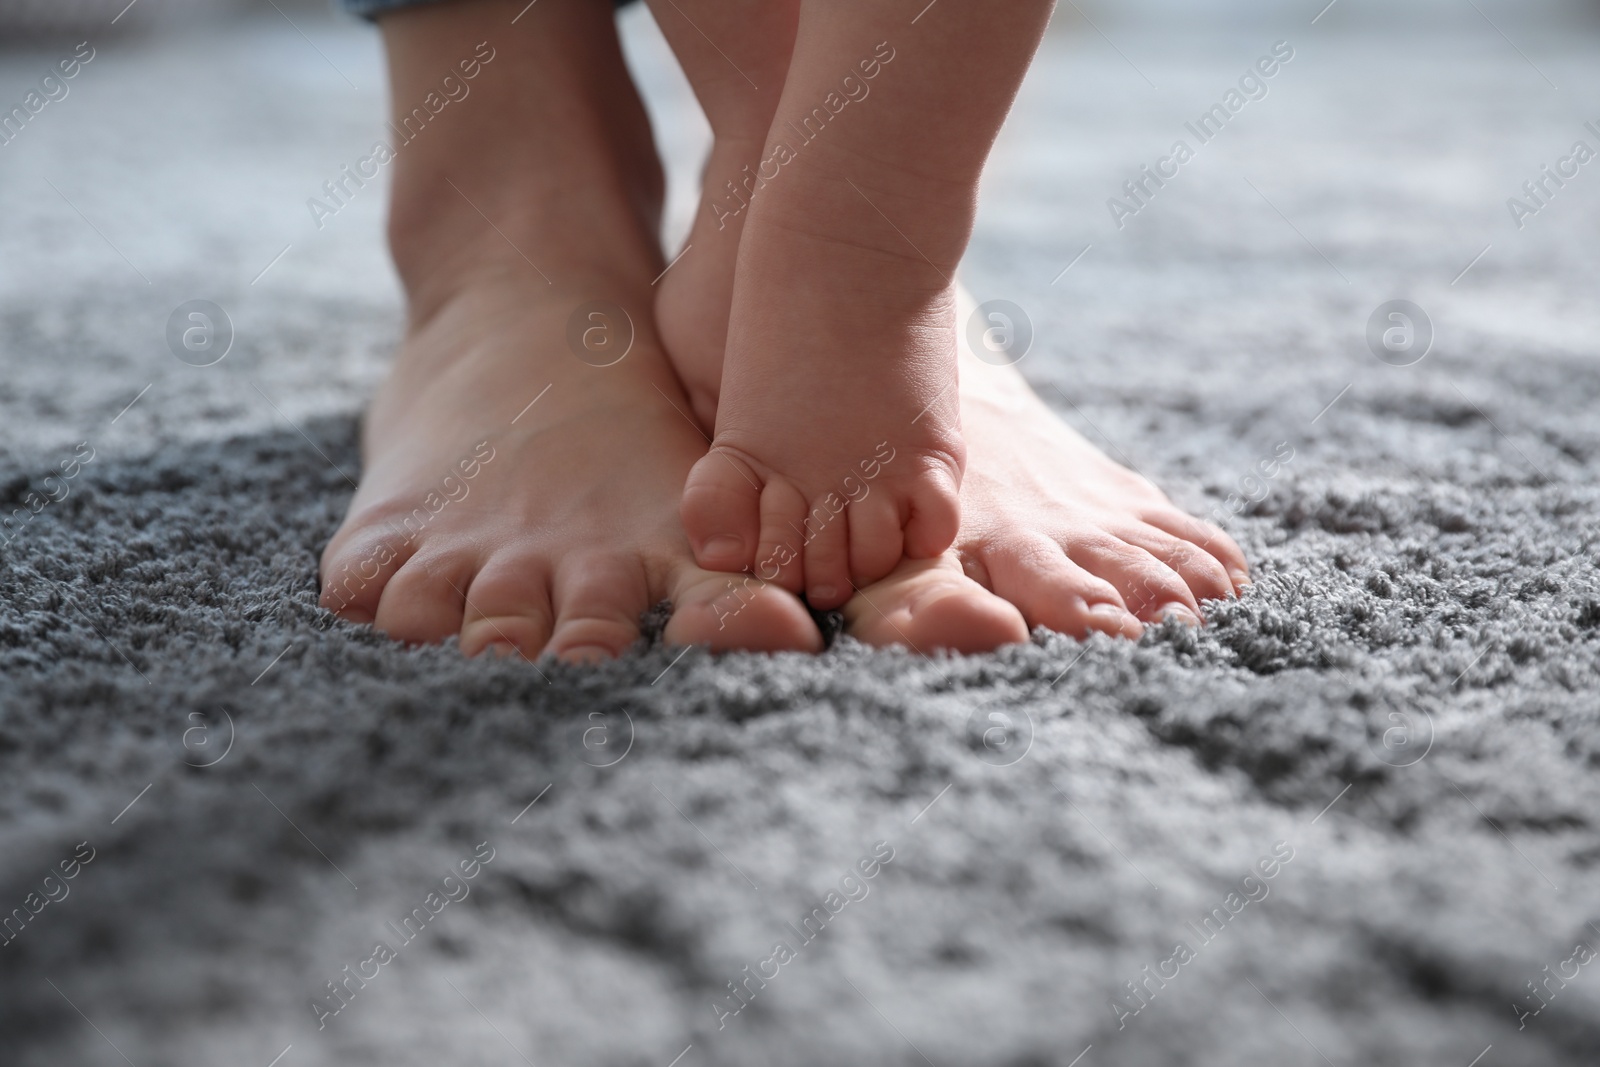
3, 9, 1600, 1067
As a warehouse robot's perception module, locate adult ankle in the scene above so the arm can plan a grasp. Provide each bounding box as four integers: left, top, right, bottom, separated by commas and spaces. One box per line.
385, 156, 665, 329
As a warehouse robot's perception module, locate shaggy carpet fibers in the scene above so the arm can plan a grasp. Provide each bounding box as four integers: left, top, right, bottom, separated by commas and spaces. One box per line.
3, 8, 1600, 1067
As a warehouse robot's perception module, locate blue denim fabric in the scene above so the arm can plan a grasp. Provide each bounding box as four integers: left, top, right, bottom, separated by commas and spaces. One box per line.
339, 0, 634, 19
339, 0, 429, 16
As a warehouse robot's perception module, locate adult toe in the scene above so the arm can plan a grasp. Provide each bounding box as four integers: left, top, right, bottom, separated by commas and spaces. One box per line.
546, 554, 651, 663
844, 556, 1028, 654
1143, 508, 1251, 592
457, 551, 555, 660
319, 525, 418, 623
983, 535, 1142, 639
667, 566, 823, 653
1116, 522, 1236, 607
1068, 535, 1202, 625
371, 550, 476, 645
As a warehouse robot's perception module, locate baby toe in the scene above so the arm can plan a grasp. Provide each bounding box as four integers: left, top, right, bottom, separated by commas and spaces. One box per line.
753, 477, 809, 594
900, 461, 963, 563
681, 446, 765, 574
847, 490, 906, 591
800, 495, 853, 610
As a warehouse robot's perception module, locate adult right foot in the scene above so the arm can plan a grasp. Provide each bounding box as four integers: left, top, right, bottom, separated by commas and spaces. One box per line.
319, 0, 819, 661
319, 275, 821, 662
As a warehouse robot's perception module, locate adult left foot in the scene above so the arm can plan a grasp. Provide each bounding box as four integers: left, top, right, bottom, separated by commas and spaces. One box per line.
843, 289, 1250, 653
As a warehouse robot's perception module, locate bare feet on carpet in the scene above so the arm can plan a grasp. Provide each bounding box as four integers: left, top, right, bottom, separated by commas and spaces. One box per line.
328, 0, 1249, 660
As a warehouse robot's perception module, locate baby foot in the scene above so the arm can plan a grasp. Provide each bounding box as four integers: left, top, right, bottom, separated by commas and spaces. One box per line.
666, 0, 1057, 611
844, 287, 1249, 652
319, 275, 821, 661
677, 164, 966, 610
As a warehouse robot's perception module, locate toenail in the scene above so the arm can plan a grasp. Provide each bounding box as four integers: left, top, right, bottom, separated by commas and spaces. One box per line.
1086, 603, 1143, 639
1158, 603, 1201, 626
1229, 568, 1252, 589
701, 534, 745, 560
559, 644, 615, 663
1087, 603, 1129, 626
482, 641, 522, 659
810, 585, 838, 604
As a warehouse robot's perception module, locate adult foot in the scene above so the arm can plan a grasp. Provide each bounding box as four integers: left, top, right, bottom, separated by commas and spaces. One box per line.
319, 276, 821, 662
843, 287, 1250, 653
319, 0, 818, 661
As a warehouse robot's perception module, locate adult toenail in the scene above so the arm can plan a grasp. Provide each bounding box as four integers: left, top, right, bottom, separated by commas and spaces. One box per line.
702, 534, 744, 559
1085, 604, 1136, 637
1158, 603, 1201, 626
560, 644, 615, 663
1087, 603, 1128, 626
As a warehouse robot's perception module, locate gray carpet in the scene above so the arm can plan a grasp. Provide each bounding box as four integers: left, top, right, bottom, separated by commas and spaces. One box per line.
4, 8, 1600, 1067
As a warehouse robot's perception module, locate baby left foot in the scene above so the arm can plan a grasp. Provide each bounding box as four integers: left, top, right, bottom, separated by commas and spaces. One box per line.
675, 187, 966, 612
